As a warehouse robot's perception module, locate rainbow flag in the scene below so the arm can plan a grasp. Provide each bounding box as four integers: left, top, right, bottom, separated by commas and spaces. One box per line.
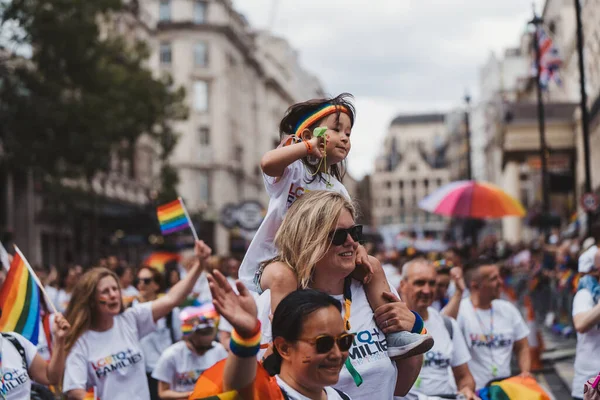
143, 251, 181, 273
0, 247, 40, 344
157, 198, 190, 235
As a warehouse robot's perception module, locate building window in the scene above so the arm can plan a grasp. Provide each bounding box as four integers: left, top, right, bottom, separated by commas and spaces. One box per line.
424, 179, 429, 189
194, 1, 206, 24
437, 178, 443, 187
198, 127, 210, 145
159, 42, 172, 65
386, 181, 391, 189
386, 198, 392, 207
159, 0, 171, 21
234, 145, 243, 162
400, 197, 405, 208
409, 164, 417, 172
193, 80, 208, 111
399, 180, 404, 189
199, 172, 209, 203
194, 42, 207, 66
411, 180, 417, 189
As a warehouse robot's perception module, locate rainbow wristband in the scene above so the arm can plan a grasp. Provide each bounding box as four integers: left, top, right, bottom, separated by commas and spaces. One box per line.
230, 326, 262, 358
410, 311, 427, 334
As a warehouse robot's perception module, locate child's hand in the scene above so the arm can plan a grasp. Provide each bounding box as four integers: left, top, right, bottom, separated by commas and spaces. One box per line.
307, 136, 325, 159
352, 245, 373, 284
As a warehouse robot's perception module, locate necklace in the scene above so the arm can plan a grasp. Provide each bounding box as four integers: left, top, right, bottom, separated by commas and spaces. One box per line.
471, 300, 498, 377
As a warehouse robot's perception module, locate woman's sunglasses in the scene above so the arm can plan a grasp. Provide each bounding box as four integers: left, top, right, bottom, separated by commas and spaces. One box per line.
136, 277, 154, 286
298, 333, 355, 354
329, 225, 363, 246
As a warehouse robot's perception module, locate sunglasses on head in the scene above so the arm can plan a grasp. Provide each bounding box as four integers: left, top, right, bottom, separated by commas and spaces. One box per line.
298, 333, 355, 354
136, 277, 154, 286
329, 225, 363, 246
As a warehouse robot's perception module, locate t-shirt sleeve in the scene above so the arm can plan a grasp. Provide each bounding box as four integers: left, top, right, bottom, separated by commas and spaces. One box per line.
11, 332, 38, 367
573, 289, 595, 317
508, 303, 529, 341
449, 318, 471, 367
151, 348, 174, 384
126, 302, 157, 339
63, 343, 89, 392
172, 308, 183, 342
262, 159, 301, 198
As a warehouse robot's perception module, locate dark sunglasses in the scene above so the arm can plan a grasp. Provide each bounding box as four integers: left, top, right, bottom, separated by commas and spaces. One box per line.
136, 277, 154, 286
329, 225, 363, 246
298, 333, 355, 354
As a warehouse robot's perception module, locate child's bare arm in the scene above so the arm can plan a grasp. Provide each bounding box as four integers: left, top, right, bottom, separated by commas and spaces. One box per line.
261, 261, 299, 311
260, 137, 321, 178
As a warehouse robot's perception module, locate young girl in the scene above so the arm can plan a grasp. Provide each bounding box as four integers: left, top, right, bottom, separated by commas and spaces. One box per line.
238, 93, 432, 359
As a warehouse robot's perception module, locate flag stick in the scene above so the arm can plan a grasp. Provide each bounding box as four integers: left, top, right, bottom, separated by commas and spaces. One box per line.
178, 197, 199, 242
14, 245, 59, 314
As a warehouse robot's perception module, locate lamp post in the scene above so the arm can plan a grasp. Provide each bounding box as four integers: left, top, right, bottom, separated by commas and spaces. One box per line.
464, 92, 472, 181
574, 0, 593, 236
529, 9, 551, 239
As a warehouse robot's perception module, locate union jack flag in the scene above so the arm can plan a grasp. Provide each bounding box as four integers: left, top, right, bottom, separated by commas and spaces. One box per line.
532, 27, 562, 89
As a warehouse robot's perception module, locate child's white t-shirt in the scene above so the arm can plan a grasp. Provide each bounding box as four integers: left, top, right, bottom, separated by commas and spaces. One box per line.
276, 375, 351, 399
62, 302, 157, 399
257, 280, 398, 400
407, 308, 471, 397
239, 160, 349, 292
151, 340, 227, 393
0, 332, 38, 400
572, 288, 600, 398
457, 298, 529, 389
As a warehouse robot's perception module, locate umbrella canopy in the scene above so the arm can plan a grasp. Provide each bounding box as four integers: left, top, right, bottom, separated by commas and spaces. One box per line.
143, 251, 181, 273
419, 180, 526, 219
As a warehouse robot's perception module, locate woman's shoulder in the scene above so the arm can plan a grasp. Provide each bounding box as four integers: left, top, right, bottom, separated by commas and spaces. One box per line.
261, 261, 297, 288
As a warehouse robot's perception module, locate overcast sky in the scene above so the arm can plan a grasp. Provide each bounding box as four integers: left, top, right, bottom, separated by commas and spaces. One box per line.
233, 0, 545, 179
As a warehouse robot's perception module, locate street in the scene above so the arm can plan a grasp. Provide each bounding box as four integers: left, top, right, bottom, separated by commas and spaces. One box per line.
536, 328, 577, 399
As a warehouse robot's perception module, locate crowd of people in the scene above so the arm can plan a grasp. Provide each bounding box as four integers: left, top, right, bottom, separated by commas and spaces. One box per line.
0, 92, 599, 400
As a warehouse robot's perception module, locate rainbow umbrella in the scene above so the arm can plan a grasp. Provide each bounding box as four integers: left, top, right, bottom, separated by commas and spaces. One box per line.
418, 180, 526, 219
143, 251, 181, 273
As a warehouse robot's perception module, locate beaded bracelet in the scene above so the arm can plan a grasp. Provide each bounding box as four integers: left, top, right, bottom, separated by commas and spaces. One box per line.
410, 311, 427, 335
230, 321, 262, 358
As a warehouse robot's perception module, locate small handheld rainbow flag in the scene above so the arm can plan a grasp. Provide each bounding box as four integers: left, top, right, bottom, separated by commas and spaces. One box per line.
156, 197, 198, 240
0, 247, 41, 344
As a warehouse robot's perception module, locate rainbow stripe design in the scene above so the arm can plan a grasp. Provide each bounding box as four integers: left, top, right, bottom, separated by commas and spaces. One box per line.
143, 252, 181, 273
294, 104, 350, 137
157, 199, 190, 235
0, 248, 40, 344
418, 180, 526, 219
180, 304, 219, 335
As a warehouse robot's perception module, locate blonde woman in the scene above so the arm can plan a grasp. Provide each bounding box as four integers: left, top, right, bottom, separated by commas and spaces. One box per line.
256, 190, 425, 399
62, 240, 212, 400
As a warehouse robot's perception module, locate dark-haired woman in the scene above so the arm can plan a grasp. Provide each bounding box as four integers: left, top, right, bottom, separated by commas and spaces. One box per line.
192, 270, 353, 399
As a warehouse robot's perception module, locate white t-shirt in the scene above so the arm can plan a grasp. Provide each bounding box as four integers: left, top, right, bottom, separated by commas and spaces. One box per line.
152, 340, 227, 393
0, 332, 38, 400
63, 302, 157, 399
457, 298, 529, 389
122, 285, 140, 298
572, 288, 600, 398
257, 280, 398, 400
276, 375, 351, 399
239, 160, 349, 292
407, 308, 471, 398
49, 288, 72, 313
138, 307, 182, 373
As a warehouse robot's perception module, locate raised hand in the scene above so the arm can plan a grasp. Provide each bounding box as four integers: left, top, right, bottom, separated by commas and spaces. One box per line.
194, 240, 212, 261
450, 266, 466, 292
52, 313, 71, 342
208, 270, 258, 337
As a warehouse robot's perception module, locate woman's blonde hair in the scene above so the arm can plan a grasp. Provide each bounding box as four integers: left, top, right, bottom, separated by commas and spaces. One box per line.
64, 267, 123, 353
273, 190, 356, 288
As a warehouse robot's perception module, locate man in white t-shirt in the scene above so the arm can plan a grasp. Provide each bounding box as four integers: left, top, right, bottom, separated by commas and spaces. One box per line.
572, 245, 600, 400
458, 258, 530, 390
399, 258, 477, 400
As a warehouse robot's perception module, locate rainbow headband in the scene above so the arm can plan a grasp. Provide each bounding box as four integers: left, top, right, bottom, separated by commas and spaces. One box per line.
294, 104, 350, 137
